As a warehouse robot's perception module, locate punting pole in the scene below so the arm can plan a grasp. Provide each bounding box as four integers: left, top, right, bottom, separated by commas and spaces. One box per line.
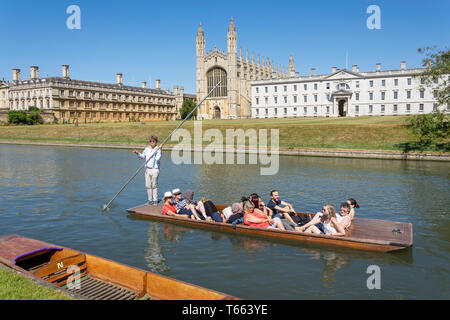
101, 80, 222, 211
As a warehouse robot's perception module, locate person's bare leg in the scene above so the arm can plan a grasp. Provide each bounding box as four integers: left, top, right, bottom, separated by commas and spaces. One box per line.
196, 202, 207, 219
277, 219, 286, 231
188, 204, 201, 220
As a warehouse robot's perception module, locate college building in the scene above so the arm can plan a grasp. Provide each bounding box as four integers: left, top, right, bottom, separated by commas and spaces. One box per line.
3, 65, 195, 123
251, 61, 449, 118
196, 18, 291, 119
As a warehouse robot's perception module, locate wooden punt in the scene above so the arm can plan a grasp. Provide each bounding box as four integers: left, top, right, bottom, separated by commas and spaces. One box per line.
0, 234, 238, 300
127, 204, 413, 253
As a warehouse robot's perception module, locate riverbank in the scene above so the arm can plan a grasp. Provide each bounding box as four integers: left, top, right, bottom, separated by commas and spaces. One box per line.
1, 140, 449, 161
0, 264, 72, 300
0, 116, 448, 160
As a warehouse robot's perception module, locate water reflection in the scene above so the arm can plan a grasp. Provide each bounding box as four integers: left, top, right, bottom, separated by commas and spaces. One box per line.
144, 222, 169, 273
0, 144, 447, 299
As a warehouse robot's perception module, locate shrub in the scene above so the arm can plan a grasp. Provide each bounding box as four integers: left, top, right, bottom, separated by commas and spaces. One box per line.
28, 106, 40, 112
8, 110, 27, 124
8, 109, 43, 125
409, 110, 449, 147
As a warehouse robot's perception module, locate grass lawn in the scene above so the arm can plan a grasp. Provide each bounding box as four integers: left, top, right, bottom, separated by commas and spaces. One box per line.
0, 115, 447, 152
0, 266, 72, 300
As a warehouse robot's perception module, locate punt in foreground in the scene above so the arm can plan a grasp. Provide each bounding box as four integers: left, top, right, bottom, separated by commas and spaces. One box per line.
127, 204, 413, 253
0, 234, 238, 300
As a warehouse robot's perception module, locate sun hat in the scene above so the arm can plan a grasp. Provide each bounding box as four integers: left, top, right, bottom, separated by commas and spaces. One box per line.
172, 188, 181, 195
163, 191, 173, 199
231, 202, 243, 215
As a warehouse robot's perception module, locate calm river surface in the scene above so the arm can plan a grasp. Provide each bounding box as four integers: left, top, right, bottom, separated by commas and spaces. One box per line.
0, 144, 449, 299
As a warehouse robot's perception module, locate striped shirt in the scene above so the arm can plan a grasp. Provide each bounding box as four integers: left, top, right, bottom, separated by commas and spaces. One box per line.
173, 198, 188, 211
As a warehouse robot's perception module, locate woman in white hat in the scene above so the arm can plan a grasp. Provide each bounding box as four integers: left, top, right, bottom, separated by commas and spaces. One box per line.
161, 191, 189, 219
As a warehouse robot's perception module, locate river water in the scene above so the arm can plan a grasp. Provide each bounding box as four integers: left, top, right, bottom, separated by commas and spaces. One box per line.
0, 144, 449, 299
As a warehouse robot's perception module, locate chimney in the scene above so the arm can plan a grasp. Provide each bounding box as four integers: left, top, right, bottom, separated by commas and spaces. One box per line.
166, 88, 170, 94
12, 69, 21, 82
173, 85, 178, 95
141, 81, 147, 88
30, 66, 39, 79
332, 66, 337, 73
376, 63, 381, 72
156, 79, 160, 89
401, 61, 406, 70
310, 68, 316, 76
180, 86, 184, 96
352, 64, 358, 72
116, 73, 123, 85
62, 65, 69, 79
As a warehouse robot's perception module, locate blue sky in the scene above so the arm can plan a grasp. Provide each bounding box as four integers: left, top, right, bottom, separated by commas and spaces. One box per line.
0, 0, 449, 93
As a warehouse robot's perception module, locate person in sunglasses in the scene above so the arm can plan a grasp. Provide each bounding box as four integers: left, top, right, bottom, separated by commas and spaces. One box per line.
295, 203, 346, 236
133, 136, 162, 205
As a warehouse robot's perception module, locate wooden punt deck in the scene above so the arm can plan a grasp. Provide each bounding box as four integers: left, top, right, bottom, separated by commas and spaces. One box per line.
127, 204, 413, 253
0, 234, 238, 300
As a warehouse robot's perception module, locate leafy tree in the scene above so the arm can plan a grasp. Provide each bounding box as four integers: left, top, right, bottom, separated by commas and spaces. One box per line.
417, 46, 449, 106
28, 106, 40, 112
409, 110, 449, 147
179, 98, 197, 119
8, 111, 27, 124
8, 108, 43, 125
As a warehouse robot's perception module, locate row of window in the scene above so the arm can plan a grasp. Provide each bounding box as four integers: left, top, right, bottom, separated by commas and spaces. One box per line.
254, 76, 447, 94
60, 111, 171, 120
255, 89, 433, 105
61, 90, 173, 104
12, 99, 50, 109
254, 103, 444, 116
59, 101, 174, 112
10, 89, 51, 99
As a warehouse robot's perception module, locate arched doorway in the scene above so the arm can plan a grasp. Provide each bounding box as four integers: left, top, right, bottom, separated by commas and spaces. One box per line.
338, 100, 346, 117
214, 106, 221, 119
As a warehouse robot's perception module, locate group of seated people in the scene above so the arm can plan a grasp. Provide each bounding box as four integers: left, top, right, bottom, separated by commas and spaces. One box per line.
159, 188, 359, 237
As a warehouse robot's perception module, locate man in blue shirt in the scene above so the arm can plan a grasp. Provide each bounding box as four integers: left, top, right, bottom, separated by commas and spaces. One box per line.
267, 190, 298, 230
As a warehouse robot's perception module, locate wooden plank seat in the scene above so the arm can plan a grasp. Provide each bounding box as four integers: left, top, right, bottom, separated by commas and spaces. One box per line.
32, 253, 87, 287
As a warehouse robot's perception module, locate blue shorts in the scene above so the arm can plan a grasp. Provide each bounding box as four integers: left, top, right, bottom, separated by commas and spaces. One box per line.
315, 223, 324, 233
210, 211, 223, 223
178, 208, 193, 216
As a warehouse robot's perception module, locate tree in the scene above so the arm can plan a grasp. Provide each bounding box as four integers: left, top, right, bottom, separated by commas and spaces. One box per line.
417, 46, 449, 107
179, 98, 197, 119
409, 110, 449, 148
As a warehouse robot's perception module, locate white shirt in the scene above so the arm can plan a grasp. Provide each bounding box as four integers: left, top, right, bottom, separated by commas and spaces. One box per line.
138, 146, 162, 169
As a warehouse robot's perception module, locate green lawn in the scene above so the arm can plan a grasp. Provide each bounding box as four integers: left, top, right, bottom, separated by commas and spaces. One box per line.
0, 116, 447, 152
0, 266, 72, 300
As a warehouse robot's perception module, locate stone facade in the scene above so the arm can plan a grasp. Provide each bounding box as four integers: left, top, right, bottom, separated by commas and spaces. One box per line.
0, 81, 8, 110
4, 65, 192, 123
252, 62, 450, 118
196, 18, 291, 119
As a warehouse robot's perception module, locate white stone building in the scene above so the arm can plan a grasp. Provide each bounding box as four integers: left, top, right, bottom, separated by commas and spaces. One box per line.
252, 60, 449, 118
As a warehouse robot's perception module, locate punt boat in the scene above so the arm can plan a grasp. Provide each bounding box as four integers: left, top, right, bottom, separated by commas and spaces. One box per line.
0, 234, 238, 300
127, 204, 413, 253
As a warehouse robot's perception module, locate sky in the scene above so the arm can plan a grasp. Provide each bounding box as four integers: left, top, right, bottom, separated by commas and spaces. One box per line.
0, 0, 449, 93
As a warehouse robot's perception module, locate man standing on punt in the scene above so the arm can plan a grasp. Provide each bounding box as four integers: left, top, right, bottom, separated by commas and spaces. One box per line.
133, 136, 162, 206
